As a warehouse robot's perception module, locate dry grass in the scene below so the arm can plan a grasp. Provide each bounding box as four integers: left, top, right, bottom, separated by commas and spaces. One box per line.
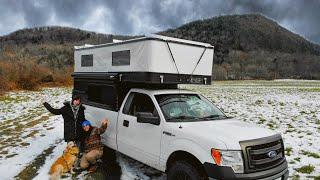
0, 60, 73, 95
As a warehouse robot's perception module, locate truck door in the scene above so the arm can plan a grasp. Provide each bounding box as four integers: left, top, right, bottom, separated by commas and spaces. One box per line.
117, 92, 162, 168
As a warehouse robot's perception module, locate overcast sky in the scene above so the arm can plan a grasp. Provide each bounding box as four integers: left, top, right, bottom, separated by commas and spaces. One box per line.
0, 0, 319, 44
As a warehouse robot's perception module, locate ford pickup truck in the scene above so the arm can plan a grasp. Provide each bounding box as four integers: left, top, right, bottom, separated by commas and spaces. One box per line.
72, 35, 288, 180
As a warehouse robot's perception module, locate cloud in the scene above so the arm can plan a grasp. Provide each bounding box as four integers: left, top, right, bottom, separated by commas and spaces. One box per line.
0, 0, 319, 44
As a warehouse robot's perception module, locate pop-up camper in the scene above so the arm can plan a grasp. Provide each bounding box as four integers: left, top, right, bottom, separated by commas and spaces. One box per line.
73, 34, 213, 85
72, 35, 288, 180
72, 34, 215, 110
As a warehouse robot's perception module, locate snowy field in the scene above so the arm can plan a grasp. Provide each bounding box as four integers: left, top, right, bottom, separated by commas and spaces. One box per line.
0, 80, 319, 179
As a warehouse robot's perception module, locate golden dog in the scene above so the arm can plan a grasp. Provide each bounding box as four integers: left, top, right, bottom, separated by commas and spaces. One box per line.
49, 142, 79, 180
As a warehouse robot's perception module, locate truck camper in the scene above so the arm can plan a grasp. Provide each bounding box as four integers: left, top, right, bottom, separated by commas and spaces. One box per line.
72, 35, 288, 180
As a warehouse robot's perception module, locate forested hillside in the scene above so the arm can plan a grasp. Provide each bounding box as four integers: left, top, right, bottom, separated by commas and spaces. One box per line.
0, 27, 132, 94
161, 14, 320, 80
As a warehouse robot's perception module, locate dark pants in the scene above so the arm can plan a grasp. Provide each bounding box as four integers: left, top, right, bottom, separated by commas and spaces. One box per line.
69, 140, 83, 168
76, 140, 83, 153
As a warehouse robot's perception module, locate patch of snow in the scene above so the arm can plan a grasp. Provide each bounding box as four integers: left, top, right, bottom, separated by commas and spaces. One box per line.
0, 116, 63, 179
33, 141, 66, 180
1, 81, 319, 179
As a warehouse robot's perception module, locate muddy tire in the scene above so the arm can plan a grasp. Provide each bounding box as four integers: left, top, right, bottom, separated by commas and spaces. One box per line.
101, 146, 122, 179
167, 161, 207, 180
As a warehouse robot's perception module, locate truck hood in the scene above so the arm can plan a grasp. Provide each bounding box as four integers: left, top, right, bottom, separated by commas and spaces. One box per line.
173, 118, 277, 150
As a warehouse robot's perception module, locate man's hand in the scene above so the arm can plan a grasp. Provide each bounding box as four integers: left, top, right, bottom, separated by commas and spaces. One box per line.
101, 118, 109, 127
40, 97, 46, 105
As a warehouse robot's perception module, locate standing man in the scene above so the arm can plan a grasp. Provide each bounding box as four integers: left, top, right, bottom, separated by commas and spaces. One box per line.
43, 95, 86, 144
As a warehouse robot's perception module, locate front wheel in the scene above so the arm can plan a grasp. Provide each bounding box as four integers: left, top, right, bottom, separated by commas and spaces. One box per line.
167, 161, 207, 180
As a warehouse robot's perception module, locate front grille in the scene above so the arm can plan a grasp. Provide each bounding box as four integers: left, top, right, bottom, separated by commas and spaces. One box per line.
240, 134, 285, 173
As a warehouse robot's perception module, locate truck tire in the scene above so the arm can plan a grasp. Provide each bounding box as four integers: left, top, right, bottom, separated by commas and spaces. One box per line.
167, 161, 207, 180
101, 146, 122, 179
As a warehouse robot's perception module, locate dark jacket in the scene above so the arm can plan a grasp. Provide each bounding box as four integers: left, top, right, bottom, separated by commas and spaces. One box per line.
83, 124, 107, 153
43, 101, 85, 142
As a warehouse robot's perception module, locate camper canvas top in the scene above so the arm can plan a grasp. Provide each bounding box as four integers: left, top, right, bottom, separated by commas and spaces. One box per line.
73, 34, 214, 85
74, 34, 213, 50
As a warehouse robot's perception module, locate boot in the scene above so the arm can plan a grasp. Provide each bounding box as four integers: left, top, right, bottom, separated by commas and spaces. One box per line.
73, 153, 83, 172
88, 164, 98, 173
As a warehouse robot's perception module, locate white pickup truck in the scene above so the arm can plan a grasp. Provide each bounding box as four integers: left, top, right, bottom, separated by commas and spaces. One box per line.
81, 87, 289, 180
72, 35, 288, 179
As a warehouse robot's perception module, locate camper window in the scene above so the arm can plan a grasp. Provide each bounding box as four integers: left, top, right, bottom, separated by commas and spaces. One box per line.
87, 84, 116, 108
112, 50, 130, 66
81, 54, 93, 67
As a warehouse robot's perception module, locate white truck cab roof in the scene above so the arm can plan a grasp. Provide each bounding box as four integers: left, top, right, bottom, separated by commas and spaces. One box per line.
129, 88, 197, 96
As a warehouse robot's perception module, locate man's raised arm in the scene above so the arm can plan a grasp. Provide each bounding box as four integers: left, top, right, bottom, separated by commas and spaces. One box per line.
43, 102, 62, 115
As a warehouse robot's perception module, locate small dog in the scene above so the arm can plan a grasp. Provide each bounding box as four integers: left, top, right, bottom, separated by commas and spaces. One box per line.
49, 142, 79, 180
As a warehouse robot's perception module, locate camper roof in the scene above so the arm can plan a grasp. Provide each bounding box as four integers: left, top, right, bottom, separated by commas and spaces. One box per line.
74, 34, 213, 50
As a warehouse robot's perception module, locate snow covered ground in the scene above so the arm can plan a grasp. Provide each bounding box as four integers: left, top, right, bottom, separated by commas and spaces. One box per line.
0, 80, 319, 179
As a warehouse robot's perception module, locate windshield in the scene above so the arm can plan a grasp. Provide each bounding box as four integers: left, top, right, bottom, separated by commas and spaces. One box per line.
155, 94, 228, 122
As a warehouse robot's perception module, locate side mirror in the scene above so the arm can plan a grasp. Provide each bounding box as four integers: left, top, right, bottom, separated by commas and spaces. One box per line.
136, 112, 160, 125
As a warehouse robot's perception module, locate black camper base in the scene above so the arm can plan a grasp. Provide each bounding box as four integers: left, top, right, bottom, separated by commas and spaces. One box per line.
72, 72, 211, 111
72, 72, 211, 85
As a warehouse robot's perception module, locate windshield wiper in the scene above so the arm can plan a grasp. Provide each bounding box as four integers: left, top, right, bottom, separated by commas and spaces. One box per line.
167, 115, 196, 121
199, 114, 227, 120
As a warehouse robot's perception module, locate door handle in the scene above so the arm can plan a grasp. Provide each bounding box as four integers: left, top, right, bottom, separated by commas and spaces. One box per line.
163, 131, 175, 136
123, 120, 129, 127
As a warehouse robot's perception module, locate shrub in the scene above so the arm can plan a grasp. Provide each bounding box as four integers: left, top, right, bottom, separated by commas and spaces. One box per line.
296, 165, 315, 174
301, 150, 320, 159
52, 66, 73, 86
0, 60, 72, 94
285, 147, 293, 156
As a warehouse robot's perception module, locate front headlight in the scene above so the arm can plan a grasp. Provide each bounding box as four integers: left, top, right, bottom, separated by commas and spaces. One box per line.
211, 149, 244, 173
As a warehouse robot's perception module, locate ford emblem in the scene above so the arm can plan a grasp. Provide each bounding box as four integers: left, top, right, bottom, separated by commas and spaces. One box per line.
267, 151, 277, 158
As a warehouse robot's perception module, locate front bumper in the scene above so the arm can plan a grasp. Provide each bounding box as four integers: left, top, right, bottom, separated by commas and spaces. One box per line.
203, 160, 289, 180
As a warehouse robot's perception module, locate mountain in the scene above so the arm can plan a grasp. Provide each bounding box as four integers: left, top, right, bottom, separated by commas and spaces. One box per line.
0, 26, 133, 46
0, 26, 133, 67
0, 27, 134, 92
160, 14, 320, 79
161, 14, 320, 55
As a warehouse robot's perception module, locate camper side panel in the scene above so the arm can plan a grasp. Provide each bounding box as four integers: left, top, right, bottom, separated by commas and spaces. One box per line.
74, 39, 213, 77
192, 48, 213, 76
74, 41, 152, 73
148, 40, 213, 76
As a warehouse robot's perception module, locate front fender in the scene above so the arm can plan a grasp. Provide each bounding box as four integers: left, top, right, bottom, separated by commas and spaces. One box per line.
160, 138, 216, 171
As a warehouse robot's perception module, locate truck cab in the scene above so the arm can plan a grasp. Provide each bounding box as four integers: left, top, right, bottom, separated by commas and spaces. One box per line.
72, 35, 288, 179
